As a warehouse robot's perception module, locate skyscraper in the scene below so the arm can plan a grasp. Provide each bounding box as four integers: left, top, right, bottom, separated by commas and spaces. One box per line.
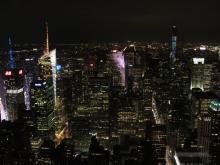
38, 49, 57, 105
73, 76, 110, 151
3, 68, 25, 121
30, 79, 54, 138
171, 26, 177, 64
31, 22, 58, 139
38, 22, 57, 107
111, 50, 125, 87
0, 76, 8, 121
2, 37, 27, 121
209, 99, 220, 164
190, 58, 205, 91
190, 58, 213, 92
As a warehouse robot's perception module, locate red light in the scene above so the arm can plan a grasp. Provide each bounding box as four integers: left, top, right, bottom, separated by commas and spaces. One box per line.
19, 69, 23, 75
5, 71, 12, 76
90, 63, 94, 67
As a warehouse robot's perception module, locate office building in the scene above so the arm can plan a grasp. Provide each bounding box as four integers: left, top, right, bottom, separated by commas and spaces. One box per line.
171, 26, 177, 64
190, 58, 205, 91
31, 79, 54, 139
3, 68, 25, 121
209, 99, 220, 164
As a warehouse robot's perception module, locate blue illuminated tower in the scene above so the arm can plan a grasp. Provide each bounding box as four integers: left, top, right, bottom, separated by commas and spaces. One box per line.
171, 26, 177, 64
8, 37, 14, 69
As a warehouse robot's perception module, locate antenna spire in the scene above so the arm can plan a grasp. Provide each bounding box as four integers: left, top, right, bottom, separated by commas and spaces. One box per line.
44, 22, 49, 54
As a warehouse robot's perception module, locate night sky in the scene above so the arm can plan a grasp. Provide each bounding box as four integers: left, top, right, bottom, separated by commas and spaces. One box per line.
0, 0, 220, 44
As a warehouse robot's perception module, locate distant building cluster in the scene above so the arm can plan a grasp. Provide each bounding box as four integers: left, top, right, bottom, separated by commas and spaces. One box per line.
0, 24, 220, 165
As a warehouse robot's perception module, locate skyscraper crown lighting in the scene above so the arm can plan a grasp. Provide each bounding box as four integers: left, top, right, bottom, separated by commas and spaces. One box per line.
8, 37, 14, 69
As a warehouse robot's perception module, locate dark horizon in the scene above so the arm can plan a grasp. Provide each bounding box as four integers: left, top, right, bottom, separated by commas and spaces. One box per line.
0, 0, 220, 44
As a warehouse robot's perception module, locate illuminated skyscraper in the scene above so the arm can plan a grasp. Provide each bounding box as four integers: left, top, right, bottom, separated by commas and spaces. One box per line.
190, 58, 213, 92
190, 58, 205, 91
209, 99, 220, 164
38, 22, 57, 106
3, 68, 25, 121
2, 38, 26, 121
73, 76, 110, 151
191, 92, 218, 163
117, 106, 137, 137
24, 74, 32, 111
30, 79, 54, 138
203, 63, 213, 91
123, 44, 143, 93
191, 91, 217, 123
0, 76, 8, 121
171, 26, 177, 64
38, 49, 57, 105
35, 22, 57, 139
111, 50, 125, 86
211, 62, 220, 97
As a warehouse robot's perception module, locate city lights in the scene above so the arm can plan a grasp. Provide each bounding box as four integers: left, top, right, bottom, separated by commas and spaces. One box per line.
5, 71, 12, 76
0, 2, 220, 164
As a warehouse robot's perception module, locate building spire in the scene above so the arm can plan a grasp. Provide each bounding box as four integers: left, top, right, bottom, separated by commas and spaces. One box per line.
44, 22, 49, 55
8, 37, 14, 69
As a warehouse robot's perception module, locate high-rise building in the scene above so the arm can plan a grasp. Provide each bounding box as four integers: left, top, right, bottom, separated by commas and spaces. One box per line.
211, 62, 220, 97
190, 57, 213, 92
197, 115, 211, 164
117, 98, 147, 139
190, 58, 205, 91
3, 68, 25, 121
73, 76, 110, 151
123, 44, 140, 90
171, 26, 177, 64
191, 91, 217, 127
30, 79, 54, 139
37, 22, 59, 139
191, 91, 217, 163
2, 38, 25, 121
111, 50, 125, 87
117, 106, 137, 137
85, 76, 110, 142
203, 63, 213, 91
38, 49, 57, 103
38, 22, 56, 106
209, 99, 220, 164
151, 124, 167, 164
0, 75, 8, 121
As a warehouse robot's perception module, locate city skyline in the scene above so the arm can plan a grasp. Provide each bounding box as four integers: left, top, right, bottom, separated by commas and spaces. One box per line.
1, 1, 220, 165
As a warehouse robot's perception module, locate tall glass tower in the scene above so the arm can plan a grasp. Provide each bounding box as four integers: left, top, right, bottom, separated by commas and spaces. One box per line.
31, 80, 54, 138
171, 26, 177, 64
38, 22, 57, 106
